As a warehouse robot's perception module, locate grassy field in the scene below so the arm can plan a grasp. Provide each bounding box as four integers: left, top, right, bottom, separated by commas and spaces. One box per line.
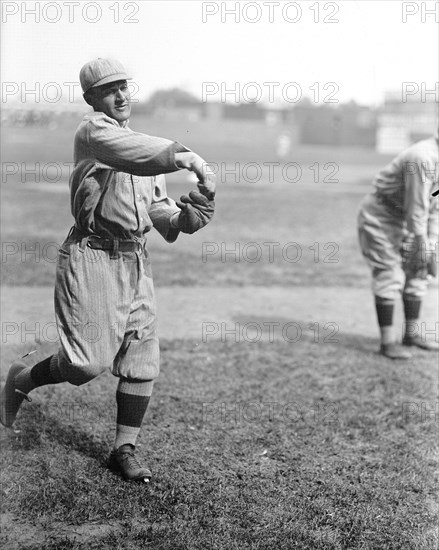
1, 123, 438, 549
1, 113, 393, 282
0, 339, 437, 549
1, 176, 372, 289
1, 118, 383, 288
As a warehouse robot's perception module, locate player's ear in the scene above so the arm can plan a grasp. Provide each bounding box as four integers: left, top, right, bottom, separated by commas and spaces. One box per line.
83, 89, 96, 108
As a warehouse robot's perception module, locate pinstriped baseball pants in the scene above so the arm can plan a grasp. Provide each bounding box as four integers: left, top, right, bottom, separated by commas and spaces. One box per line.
358, 193, 428, 301
53, 236, 159, 386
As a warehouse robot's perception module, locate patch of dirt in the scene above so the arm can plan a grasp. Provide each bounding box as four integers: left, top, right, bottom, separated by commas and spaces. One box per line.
1, 284, 438, 347
0, 512, 151, 549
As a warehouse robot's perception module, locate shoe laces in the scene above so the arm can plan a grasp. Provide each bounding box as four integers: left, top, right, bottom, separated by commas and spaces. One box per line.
119, 448, 141, 469
15, 389, 32, 402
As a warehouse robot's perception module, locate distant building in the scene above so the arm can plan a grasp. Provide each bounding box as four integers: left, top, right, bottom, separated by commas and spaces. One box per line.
1, 100, 85, 128
201, 101, 265, 121
292, 102, 377, 148
147, 105, 201, 122
202, 102, 223, 122
376, 91, 438, 154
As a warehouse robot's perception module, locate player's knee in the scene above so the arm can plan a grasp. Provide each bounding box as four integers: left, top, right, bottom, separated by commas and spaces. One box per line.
404, 283, 428, 300
113, 338, 160, 381
58, 358, 108, 386
113, 361, 160, 381
372, 271, 401, 302
67, 367, 107, 386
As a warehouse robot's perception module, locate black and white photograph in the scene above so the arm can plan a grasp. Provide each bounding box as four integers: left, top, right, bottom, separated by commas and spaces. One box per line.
0, 1, 438, 548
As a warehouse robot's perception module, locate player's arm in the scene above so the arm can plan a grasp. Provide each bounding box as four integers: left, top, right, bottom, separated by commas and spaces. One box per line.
85, 114, 191, 177
426, 179, 439, 277
171, 151, 216, 234
85, 115, 216, 197
174, 152, 216, 200
403, 153, 435, 276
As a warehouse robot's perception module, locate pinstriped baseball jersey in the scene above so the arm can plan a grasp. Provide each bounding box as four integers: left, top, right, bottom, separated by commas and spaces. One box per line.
71, 111, 190, 241
358, 135, 438, 300
52, 111, 192, 384
373, 136, 438, 238
74, 111, 187, 176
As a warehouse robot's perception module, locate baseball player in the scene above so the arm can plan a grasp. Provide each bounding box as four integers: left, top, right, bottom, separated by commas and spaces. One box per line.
0, 58, 216, 482
276, 130, 292, 161
358, 132, 438, 359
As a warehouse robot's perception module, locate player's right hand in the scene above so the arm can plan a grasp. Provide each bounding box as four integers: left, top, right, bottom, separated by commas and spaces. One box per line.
406, 236, 428, 279
174, 152, 216, 200
191, 155, 216, 200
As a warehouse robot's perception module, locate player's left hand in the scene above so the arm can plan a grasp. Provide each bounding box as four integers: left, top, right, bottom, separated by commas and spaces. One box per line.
427, 253, 437, 277
426, 239, 437, 277
176, 191, 215, 234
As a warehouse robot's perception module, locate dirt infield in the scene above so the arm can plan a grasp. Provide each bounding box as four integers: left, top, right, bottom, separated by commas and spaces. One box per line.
1, 284, 437, 349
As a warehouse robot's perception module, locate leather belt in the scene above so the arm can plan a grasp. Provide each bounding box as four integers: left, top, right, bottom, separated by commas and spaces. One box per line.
67, 226, 145, 255
87, 236, 143, 253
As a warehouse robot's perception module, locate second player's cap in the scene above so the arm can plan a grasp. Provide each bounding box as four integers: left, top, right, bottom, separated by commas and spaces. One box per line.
80, 58, 132, 93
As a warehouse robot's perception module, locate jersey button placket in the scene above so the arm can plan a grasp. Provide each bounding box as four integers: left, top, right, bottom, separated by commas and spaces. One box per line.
131, 176, 147, 230
138, 190, 144, 224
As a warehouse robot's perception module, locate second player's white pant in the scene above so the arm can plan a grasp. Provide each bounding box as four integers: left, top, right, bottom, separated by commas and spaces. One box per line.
358, 193, 429, 301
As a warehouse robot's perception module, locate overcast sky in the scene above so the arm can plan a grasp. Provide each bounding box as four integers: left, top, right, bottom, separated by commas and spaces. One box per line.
1, 0, 438, 107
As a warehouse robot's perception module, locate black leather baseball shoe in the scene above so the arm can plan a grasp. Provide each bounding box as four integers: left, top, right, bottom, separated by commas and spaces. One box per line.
108, 444, 152, 482
0, 362, 32, 427
402, 334, 439, 351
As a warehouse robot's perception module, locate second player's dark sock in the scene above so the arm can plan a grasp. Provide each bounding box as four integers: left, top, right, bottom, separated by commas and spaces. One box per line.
403, 295, 422, 321
403, 295, 422, 338
375, 297, 394, 327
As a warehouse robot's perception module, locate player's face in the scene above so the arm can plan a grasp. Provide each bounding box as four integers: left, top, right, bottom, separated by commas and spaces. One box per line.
91, 80, 131, 124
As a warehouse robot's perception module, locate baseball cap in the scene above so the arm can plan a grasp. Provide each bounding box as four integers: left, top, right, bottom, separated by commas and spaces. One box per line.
80, 58, 132, 93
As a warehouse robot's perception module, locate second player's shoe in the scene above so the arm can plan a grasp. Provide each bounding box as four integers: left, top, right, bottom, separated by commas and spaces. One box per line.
0, 361, 32, 427
402, 334, 439, 351
379, 343, 412, 360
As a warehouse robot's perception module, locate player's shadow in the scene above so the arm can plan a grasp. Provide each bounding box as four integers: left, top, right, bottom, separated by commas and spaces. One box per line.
44, 416, 109, 463
9, 402, 110, 466
232, 314, 379, 356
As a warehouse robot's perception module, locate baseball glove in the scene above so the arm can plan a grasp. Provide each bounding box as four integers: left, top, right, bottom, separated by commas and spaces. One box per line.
176, 191, 215, 234
402, 235, 429, 279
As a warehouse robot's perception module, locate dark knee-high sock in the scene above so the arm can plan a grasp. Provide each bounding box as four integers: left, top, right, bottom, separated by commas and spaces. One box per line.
375, 297, 395, 344
14, 355, 61, 395
114, 379, 154, 450
403, 295, 422, 338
